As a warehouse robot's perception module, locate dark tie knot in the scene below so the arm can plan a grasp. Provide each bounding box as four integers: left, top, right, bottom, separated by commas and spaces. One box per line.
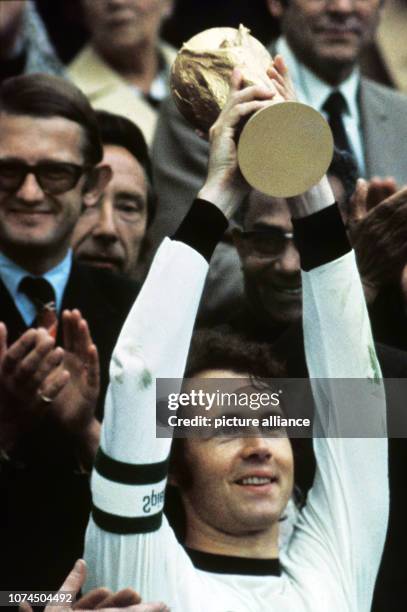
19, 276, 56, 309
323, 91, 348, 117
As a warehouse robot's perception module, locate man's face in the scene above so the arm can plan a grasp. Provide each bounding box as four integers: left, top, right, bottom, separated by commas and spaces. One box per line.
268, 0, 383, 81
0, 113, 89, 261
177, 371, 294, 538
82, 0, 172, 51
72, 145, 148, 277
235, 191, 302, 326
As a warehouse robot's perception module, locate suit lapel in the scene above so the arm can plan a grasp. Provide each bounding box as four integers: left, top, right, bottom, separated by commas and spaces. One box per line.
0, 278, 28, 344
60, 263, 118, 341
59, 262, 129, 368
359, 79, 392, 178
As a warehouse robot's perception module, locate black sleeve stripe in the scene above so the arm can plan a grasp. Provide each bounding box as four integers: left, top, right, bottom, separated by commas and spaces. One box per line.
172, 199, 228, 262
95, 448, 169, 485
292, 203, 351, 271
92, 504, 162, 535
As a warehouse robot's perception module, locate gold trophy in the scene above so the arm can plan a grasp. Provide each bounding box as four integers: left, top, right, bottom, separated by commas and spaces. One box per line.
171, 25, 333, 198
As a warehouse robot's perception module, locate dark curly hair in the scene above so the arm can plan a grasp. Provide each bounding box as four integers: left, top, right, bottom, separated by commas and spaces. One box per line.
185, 327, 285, 379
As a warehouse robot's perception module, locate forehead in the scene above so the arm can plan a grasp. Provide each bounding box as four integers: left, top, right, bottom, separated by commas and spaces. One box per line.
185, 370, 285, 419
0, 113, 84, 163
281, 0, 382, 14
102, 145, 147, 194
244, 191, 292, 230
82, 0, 163, 15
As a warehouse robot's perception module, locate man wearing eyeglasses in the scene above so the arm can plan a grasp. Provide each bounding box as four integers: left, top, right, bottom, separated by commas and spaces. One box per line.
0, 73, 140, 594
233, 194, 301, 335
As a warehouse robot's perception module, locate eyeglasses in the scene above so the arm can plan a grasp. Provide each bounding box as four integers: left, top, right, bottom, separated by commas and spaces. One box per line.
240, 228, 295, 258
0, 161, 91, 195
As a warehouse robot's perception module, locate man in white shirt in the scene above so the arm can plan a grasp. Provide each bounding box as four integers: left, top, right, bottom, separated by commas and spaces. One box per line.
84, 66, 388, 612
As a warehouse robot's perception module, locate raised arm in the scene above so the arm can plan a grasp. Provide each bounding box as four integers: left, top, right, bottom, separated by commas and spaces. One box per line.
283, 179, 388, 611
84, 71, 278, 599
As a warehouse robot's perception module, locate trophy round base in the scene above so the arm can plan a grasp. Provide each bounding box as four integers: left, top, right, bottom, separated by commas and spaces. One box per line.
237, 101, 334, 198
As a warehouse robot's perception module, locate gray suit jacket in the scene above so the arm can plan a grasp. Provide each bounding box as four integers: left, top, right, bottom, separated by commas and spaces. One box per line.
361, 78, 407, 182
151, 55, 407, 323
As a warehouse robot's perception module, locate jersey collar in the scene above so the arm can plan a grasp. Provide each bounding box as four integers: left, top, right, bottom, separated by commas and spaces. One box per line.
185, 547, 281, 576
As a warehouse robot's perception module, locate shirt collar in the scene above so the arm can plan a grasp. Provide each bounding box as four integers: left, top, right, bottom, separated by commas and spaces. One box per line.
275, 36, 360, 118
130, 49, 169, 103
185, 547, 281, 576
0, 249, 73, 313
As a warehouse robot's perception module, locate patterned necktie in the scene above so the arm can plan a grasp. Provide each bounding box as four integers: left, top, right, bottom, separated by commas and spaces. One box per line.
19, 276, 58, 339
323, 91, 353, 157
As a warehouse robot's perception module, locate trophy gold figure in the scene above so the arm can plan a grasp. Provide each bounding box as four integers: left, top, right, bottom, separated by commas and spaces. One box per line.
171, 25, 334, 198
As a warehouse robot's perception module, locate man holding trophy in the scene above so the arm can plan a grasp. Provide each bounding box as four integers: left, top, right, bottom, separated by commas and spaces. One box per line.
84, 34, 388, 612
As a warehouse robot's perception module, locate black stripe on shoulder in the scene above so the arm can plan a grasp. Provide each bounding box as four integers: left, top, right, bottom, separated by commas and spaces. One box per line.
95, 448, 169, 485
92, 504, 162, 535
172, 199, 228, 262
292, 203, 351, 271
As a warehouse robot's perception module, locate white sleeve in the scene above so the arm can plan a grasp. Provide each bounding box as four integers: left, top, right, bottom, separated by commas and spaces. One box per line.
84, 237, 209, 600
284, 251, 388, 611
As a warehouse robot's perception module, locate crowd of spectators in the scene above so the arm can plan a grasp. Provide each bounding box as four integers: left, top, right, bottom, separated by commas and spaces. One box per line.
1, 1, 407, 611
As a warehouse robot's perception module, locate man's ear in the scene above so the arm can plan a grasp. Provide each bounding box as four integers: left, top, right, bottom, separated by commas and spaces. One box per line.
82, 164, 112, 206
267, 0, 285, 19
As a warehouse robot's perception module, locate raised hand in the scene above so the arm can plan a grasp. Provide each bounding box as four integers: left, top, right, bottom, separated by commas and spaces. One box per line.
19, 559, 169, 612
47, 310, 99, 431
347, 176, 398, 231
348, 180, 407, 301
46, 309, 101, 467
267, 54, 297, 103
0, 325, 67, 450
198, 67, 276, 218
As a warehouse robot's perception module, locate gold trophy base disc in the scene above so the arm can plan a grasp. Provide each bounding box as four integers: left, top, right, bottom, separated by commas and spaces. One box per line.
238, 101, 334, 198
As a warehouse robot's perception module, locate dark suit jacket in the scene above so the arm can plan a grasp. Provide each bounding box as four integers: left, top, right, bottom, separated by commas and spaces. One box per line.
0, 263, 139, 592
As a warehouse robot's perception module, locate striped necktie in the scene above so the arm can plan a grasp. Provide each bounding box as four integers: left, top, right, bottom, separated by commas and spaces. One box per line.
323, 91, 353, 157
19, 276, 58, 339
